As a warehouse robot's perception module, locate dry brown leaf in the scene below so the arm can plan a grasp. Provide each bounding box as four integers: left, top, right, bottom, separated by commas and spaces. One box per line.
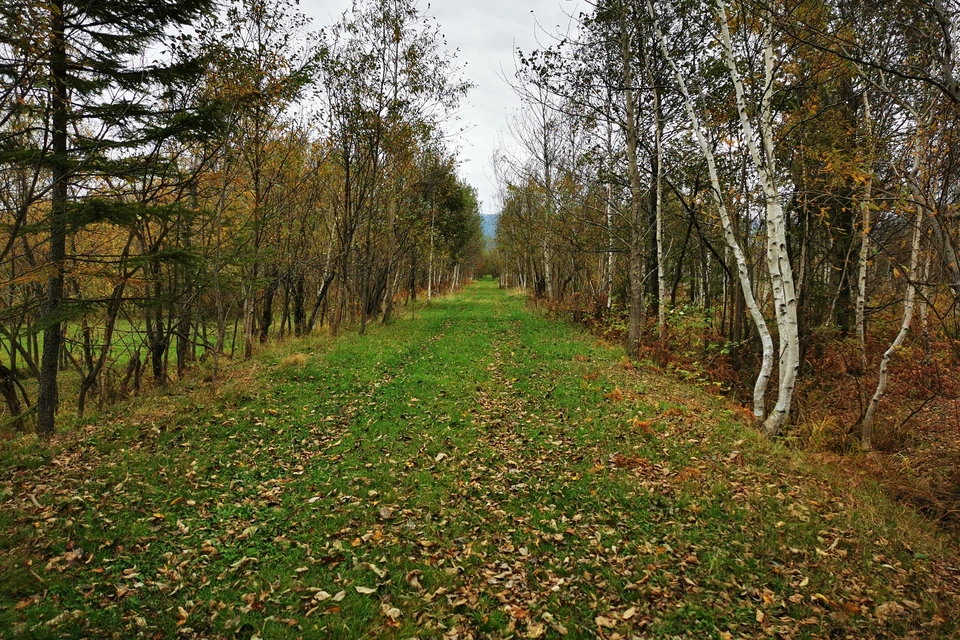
381, 603, 401, 620
875, 601, 905, 621
595, 615, 616, 628
405, 570, 422, 590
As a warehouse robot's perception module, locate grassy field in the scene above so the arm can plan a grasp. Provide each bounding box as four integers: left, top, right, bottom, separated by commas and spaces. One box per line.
1, 278, 958, 638
1, 315, 248, 433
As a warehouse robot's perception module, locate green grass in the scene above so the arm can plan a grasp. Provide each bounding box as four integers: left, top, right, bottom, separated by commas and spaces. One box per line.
1, 279, 958, 638
0, 315, 248, 433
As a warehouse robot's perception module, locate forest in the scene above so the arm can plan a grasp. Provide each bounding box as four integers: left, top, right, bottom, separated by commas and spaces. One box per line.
0, 0, 484, 436
3, 1, 960, 636
493, 0, 960, 455
0, 0, 956, 492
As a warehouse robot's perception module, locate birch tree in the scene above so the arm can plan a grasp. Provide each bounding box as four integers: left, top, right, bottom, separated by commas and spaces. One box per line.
716, 1, 800, 435
649, 0, 775, 424
861, 142, 928, 449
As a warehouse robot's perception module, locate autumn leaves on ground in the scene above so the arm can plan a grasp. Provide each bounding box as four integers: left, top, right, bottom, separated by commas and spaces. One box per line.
1, 280, 959, 639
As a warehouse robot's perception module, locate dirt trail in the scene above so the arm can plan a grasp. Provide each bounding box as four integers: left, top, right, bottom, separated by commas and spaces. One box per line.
1, 280, 958, 638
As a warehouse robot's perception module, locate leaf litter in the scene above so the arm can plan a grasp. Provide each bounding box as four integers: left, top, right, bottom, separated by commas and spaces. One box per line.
1, 282, 959, 638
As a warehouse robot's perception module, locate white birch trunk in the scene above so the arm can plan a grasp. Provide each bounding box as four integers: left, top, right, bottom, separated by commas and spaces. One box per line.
427, 210, 434, 301
861, 200, 924, 450
605, 113, 616, 310
919, 252, 931, 332
654, 86, 667, 335
718, 3, 800, 436
856, 92, 873, 367
542, 236, 554, 300
607, 183, 614, 309
650, 0, 774, 421
930, 211, 960, 300
620, 0, 645, 359
861, 116, 931, 449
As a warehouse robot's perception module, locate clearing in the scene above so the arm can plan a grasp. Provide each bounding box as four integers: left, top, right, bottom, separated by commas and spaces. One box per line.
1, 279, 959, 639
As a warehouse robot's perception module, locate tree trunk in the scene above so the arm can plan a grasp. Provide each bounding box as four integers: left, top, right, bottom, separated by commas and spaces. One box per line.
383, 193, 398, 323
0, 365, 25, 432
428, 209, 435, 301
862, 197, 925, 449
294, 273, 306, 336
646, 155, 659, 322
619, 0, 644, 359
79, 235, 133, 417
37, 0, 68, 437
719, 5, 799, 435
653, 87, 666, 336
652, 1, 775, 422
177, 198, 195, 380
242, 287, 255, 359
259, 268, 280, 343
606, 184, 615, 308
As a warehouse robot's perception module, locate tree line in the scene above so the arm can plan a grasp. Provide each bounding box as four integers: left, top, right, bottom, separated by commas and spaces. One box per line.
0, 0, 483, 436
494, 0, 960, 446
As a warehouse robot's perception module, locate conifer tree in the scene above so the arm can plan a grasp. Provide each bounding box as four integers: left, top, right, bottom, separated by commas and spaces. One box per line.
0, 0, 216, 436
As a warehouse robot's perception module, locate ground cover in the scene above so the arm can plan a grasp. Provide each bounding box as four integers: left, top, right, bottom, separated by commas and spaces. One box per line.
1, 279, 958, 639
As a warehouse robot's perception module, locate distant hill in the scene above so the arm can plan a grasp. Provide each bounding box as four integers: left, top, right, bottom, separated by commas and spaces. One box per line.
481, 213, 499, 239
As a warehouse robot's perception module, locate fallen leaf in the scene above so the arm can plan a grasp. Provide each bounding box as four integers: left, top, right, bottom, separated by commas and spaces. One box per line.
875, 601, 905, 621
595, 615, 616, 628
505, 605, 529, 619
406, 570, 422, 589
229, 556, 258, 570
381, 603, 401, 620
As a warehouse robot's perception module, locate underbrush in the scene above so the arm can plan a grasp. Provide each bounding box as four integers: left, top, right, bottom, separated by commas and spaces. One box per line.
539, 292, 960, 532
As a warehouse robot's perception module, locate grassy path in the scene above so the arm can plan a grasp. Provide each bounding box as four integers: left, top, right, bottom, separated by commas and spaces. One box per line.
1, 279, 959, 638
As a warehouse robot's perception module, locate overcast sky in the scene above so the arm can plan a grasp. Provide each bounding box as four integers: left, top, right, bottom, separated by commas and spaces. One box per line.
300, 0, 581, 216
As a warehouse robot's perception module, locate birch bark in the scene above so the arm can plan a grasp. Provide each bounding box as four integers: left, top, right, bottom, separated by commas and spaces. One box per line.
648, 1, 774, 421
856, 91, 873, 367
860, 102, 935, 449
651, 69, 667, 336
717, 2, 799, 436
861, 194, 924, 450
